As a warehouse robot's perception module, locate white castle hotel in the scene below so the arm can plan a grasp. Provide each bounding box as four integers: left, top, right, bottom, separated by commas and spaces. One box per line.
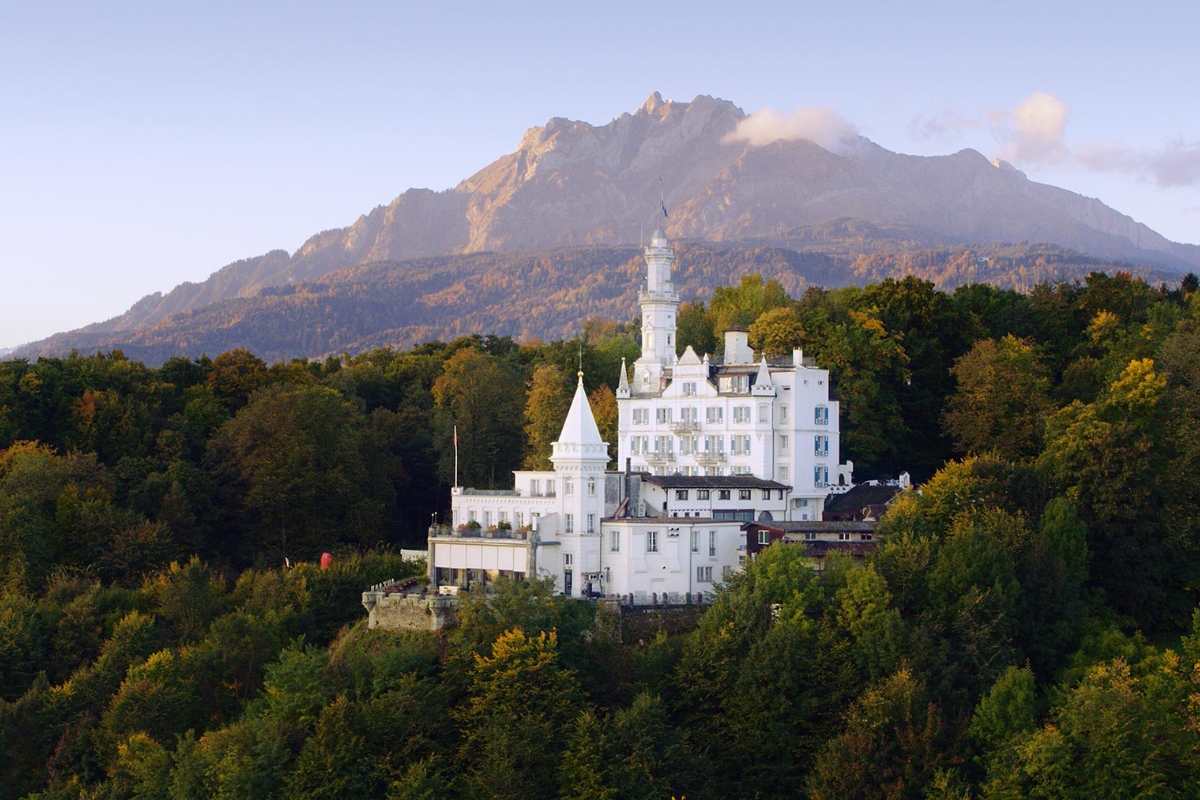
427, 229, 854, 599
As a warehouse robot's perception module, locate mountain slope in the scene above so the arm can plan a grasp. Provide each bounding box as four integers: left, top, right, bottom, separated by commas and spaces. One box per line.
18, 237, 1178, 366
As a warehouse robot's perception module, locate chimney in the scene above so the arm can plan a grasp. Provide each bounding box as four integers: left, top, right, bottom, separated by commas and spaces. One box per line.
723, 328, 752, 364
625, 458, 632, 518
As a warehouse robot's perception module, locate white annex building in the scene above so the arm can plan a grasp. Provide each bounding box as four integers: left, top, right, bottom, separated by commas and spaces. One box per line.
428, 229, 854, 599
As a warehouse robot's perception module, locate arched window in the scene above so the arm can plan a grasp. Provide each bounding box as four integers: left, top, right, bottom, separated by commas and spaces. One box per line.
587, 477, 596, 496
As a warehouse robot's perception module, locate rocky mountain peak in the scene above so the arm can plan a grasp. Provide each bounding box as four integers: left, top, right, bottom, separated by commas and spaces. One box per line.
641, 91, 665, 114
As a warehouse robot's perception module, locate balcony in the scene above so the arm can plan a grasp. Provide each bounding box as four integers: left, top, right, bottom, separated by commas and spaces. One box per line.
645, 450, 676, 465
670, 420, 700, 434
694, 450, 727, 465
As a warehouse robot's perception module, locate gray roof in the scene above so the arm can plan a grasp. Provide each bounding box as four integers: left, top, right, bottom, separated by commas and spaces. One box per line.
751, 521, 877, 533
823, 484, 904, 514
639, 475, 790, 490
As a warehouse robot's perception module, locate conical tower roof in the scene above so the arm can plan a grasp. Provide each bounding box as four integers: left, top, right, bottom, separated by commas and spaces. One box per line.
558, 372, 604, 446
552, 373, 609, 467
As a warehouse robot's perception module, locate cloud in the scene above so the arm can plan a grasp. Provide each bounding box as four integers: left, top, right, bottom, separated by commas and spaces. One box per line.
910, 91, 1200, 187
990, 91, 1070, 164
724, 106, 859, 153
907, 109, 982, 141
1077, 139, 1200, 188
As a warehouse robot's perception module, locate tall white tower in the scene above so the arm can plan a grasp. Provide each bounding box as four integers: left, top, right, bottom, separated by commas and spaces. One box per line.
551, 372, 610, 595
633, 228, 680, 393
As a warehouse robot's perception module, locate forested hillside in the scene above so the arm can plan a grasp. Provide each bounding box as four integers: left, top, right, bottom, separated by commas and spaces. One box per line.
3, 270, 1200, 798
17, 237, 1177, 366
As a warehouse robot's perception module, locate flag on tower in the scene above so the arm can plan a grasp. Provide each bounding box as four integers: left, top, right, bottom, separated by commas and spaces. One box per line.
659, 177, 669, 218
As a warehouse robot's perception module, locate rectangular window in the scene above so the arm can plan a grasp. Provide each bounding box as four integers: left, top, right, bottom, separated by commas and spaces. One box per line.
565, 479, 574, 496
733, 405, 748, 424
697, 489, 710, 500
779, 465, 790, 482
814, 435, 829, 457
682, 406, 697, 422
697, 566, 713, 582
814, 466, 829, 488
633, 408, 649, 425
587, 514, 595, 534
546, 480, 555, 496
675, 489, 689, 500
691, 530, 699, 552
719, 489, 731, 500
762, 490, 771, 500
610, 530, 620, 552
780, 435, 789, 452
815, 406, 829, 425
739, 489, 752, 501
758, 405, 769, 423
484, 511, 492, 527
469, 510, 477, 523
564, 553, 573, 566
706, 406, 724, 424
656, 408, 673, 424
709, 530, 717, 556
758, 530, 770, 545
587, 477, 595, 496
683, 382, 697, 397
516, 512, 524, 528
499, 511, 508, 523
805, 531, 816, 541
780, 405, 788, 423
646, 531, 658, 553
565, 514, 574, 533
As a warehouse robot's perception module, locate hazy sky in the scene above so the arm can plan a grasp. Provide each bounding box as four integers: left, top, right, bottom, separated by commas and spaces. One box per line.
2, 1, 1197, 348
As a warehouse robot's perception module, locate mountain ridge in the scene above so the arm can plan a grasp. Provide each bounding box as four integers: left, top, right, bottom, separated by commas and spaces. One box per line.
17, 92, 1200, 359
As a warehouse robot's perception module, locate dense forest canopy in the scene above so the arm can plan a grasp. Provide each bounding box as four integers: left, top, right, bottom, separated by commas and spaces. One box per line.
2, 270, 1200, 798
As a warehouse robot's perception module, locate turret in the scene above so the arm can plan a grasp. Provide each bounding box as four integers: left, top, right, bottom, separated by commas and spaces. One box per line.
634, 229, 680, 389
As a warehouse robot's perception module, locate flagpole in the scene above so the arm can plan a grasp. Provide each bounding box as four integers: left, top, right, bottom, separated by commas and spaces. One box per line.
453, 424, 459, 488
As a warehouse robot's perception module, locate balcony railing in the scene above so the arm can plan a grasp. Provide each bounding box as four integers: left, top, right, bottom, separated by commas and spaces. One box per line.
670, 420, 700, 434
645, 450, 676, 464
694, 450, 727, 464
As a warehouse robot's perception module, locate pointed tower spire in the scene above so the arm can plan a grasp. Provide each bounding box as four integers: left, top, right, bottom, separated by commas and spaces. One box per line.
617, 357, 630, 398
752, 356, 776, 396
553, 372, 606, 455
